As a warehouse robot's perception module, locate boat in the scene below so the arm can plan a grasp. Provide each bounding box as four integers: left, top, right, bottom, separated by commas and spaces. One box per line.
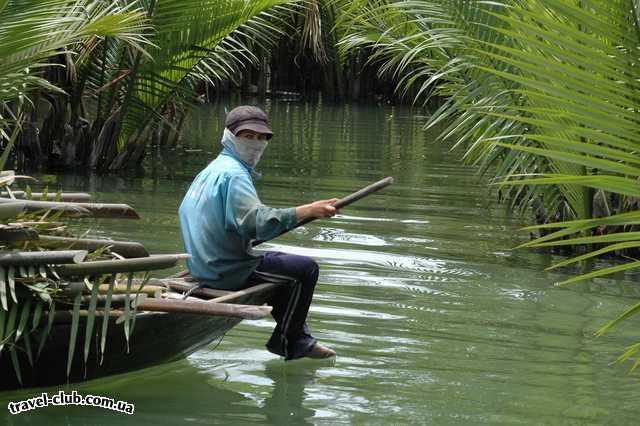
0, 175, 392, 391
0, 275, 284, 391
0, 176, 285, 391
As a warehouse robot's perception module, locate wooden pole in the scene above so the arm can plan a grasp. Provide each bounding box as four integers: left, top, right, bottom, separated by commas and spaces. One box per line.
0, 250, 87, 265
81, 294, 138, 304
52, 300, 272, 322
0, 201, 26, 220
329, 176, 395, 211
97, 283, 165, 296
39, 235, 149, 258
0, 198, 139, 219
136, 298, 272, 320
253, 176, 394, 246
1, 191, 92, 202
0, 198, 89, 217
55, 254, 189, 276
0, 225, 38, 242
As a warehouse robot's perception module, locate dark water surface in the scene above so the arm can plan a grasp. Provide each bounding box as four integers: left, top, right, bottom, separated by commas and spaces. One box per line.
2, 101, 639, 424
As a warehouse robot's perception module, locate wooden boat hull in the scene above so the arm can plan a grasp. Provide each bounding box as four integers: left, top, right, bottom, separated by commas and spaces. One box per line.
0, 281, 281, 391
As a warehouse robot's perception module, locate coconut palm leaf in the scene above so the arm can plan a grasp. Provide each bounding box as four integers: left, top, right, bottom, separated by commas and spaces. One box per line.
0, 304, 5, 354
0, 266, 7, 311
0, 0, 149, 106
9, 347, 21, 384
31, 300, 43, 331
83, 274, 99, 376
337, 0, 640, 364
115, 0, 298, 151
66, 292, 82, 378
555, 260, 640, 286
23, 332, 33, 367
0, 0, 151, 170
36, 301, 55, 359
7, 266, 17, 304
499, 175, 640, 199
16, 296, 31, 342
123, 272, 133, 352
99, 273, 116, 365
4, 301, 19, 380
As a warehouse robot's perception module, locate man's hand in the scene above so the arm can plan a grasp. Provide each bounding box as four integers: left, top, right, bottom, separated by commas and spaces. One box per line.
296, 198, 339, 221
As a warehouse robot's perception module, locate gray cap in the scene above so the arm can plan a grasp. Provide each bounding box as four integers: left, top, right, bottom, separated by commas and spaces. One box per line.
225, 105, 273, 139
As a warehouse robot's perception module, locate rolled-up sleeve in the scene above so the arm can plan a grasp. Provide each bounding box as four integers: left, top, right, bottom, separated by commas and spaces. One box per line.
225, 173, 297, 241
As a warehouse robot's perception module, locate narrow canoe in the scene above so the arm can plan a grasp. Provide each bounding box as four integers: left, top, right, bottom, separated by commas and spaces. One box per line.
0, 277, 282, 391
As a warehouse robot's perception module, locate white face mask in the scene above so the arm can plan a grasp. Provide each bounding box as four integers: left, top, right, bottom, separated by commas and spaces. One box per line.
222, 128, 268, 168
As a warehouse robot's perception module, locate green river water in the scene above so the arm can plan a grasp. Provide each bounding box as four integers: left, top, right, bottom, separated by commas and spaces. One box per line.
1, 100, 639, 425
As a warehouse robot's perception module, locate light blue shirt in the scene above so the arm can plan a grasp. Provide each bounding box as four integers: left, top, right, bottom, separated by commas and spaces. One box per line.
178, 146, 297, 290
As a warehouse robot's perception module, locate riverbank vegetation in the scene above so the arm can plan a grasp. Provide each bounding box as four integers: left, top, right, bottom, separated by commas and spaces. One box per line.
0, 0, 300, 171
1, 0, 639, 368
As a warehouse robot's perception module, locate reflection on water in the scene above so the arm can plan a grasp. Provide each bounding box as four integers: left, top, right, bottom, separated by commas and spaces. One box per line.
0, 357, 327, 425
2, 100, 640, 424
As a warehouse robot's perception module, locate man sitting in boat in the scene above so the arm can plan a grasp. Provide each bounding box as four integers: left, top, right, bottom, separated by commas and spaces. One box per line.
179, 105, 337, 360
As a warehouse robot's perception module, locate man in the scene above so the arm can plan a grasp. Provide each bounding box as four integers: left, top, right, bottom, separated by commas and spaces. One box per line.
179, 105, 337, 360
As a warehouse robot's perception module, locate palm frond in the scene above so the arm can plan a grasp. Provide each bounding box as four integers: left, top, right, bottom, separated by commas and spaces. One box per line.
0, 0, 150, 106
117, 0, 298, 149
337, 0, 640, 365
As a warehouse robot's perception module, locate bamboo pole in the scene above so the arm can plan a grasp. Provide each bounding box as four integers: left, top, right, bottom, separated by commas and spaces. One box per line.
97, 283, 165, 296
0, 201, 26, 219
52, 299, 272, 322
1, 191, 92, 202
252, 176, 394, 246
55, 254, 189, 276
0, 250, 87, 265
39, 235, 149, 258
0, 198, 138, 219
81, 294, 139, 304
135, 298, 272, 320
0, 225, 38, 242
0, 198, 90, 217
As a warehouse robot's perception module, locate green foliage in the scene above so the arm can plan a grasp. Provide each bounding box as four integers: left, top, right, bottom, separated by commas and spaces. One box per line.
0, 173, 173, 384
0, 0, 150, 124
115, 0, 296, 150
337, 0, 640, 369
0, 0, 301, 170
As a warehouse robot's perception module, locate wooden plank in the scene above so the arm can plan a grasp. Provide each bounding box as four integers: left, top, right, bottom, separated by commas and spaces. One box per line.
208, 282, 281, 304
136, 298, 272, 320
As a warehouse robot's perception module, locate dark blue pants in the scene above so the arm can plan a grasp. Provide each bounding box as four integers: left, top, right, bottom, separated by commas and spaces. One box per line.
246, 251, 318, 360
